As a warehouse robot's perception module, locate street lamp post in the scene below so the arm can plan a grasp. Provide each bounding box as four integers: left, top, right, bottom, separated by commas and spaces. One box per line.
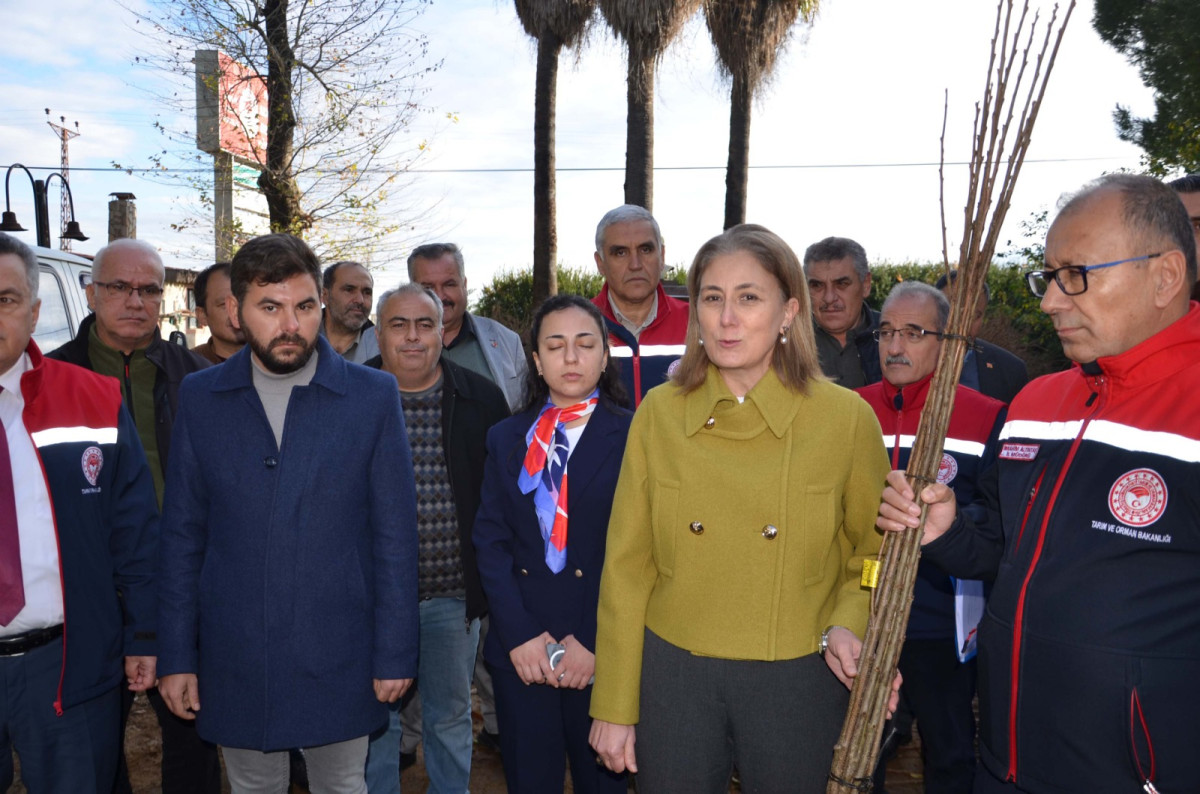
0, 163, 88, 248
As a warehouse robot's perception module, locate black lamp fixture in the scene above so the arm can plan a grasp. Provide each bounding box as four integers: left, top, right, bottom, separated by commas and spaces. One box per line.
45, 173, 88, 242
2, 162, 88, 248
0, 164, 31, 234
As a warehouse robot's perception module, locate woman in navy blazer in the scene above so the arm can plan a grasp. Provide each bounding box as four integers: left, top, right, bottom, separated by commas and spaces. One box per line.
473, 295, 631, 793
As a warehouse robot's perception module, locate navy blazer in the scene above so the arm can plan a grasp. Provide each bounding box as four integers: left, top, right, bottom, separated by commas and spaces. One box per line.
473, 398, 632, 672
158, 338, 419, 751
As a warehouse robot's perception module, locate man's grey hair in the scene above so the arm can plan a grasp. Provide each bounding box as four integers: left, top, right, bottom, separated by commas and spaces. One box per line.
0, 232, 39, 300
92, 238, 165, 283
595, 204, 663, 254
883, 281, 950, 332
802, 236, 870, 280
407, 243, 465, 282
376, 282, 444, 329
1057, 173, 1197, 283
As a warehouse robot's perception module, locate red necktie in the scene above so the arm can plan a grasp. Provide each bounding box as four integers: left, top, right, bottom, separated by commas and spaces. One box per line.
0, 385, 25, 626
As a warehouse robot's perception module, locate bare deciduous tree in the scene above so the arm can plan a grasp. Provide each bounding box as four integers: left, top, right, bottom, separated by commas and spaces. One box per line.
125, 0, 438, 261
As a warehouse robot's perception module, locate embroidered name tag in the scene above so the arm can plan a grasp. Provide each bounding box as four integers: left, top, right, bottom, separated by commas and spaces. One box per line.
999, 443, 1040, 461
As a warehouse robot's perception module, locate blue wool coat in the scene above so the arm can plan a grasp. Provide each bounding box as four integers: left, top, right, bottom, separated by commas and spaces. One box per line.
473, 399, 632, 671
157, 338, 419, 751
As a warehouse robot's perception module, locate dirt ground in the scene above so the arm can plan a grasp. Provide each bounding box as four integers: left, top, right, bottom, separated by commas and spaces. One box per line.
10, 692, 928, 792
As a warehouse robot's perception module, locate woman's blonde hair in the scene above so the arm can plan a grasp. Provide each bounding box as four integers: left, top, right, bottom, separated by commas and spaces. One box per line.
672, 224, 824, 394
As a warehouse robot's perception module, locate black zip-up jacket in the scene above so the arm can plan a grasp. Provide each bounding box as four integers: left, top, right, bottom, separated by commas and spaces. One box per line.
923, 306, 1200, 793
46, 314, 210, 478
366, 355, 511, 622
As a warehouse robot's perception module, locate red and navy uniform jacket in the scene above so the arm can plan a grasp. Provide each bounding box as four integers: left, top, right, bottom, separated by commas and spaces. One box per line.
923, 305, 1200, 793
857, 374, 1005, 641
593, 283, 688, 407
18, 341, 158, 713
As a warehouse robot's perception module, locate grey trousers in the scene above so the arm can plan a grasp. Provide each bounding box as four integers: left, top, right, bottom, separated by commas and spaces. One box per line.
636, 629, 848, 794
222, 735, 368, 794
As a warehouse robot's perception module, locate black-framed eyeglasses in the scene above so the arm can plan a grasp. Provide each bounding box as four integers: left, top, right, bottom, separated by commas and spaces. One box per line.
872, 326, 944, 344
93, 280, 164, 301
1024, 253, 1162, 298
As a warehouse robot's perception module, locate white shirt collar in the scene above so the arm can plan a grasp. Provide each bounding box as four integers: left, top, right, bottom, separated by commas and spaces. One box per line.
611, 290, 659, 339
0, 352, 30, 399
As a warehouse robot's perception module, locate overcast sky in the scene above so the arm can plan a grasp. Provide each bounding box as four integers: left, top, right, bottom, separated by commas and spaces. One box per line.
1, 0, 1156, 299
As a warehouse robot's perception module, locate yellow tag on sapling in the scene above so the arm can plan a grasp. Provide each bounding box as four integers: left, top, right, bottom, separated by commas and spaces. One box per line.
861, 559, 881, 589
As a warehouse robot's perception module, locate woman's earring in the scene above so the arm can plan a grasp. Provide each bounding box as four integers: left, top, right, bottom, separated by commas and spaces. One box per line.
779, 328, 788, 344
698, 338, 705, 346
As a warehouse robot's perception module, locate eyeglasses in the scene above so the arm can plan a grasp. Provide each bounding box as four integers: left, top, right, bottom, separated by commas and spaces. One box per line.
1024, 253, 1162, 298
93, 280, 164, 301
872, 327, 943, 344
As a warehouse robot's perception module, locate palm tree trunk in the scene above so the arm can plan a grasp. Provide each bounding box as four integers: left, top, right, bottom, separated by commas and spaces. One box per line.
258, 0, 305, 234
532, 30, 561, 309
624, 54, 655, 210
724, 71, 752, 229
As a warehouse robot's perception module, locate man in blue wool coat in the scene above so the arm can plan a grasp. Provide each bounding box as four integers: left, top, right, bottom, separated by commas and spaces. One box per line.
157, 233, 419, 792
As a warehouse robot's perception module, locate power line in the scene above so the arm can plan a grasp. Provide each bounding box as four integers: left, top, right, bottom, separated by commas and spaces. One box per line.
3, 155, 1131, 177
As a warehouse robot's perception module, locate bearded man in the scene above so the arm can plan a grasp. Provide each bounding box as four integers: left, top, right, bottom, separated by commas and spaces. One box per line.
157, 233, 419, 792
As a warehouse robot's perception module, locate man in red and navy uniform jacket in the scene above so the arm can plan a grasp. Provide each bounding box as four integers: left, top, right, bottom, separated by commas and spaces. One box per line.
20, 343, 158, 706
591, 205, 688, 407
0, 232, 158, 792
858, 281, 1005, 794
879, 175, 1200, 793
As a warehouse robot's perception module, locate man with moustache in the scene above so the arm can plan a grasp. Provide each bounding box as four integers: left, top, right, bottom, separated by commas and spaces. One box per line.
157, 233, 419, 792
856, 281, 1005, 794
803, 236, 881, 387
362, 284, 509, 793
591, 204, 688, 407
407, 242, 525, 757
320, 260, 380, 363
192, 262, 245, 364
408, 244, 526, 411
47, 238, 215, 794
878, 174, 1200, 793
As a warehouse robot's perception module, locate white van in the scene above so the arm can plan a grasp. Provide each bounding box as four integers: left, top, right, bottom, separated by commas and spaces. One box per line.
33, 246, 93, 352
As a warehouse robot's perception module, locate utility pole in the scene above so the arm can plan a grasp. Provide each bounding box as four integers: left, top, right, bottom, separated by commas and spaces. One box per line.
45, 109, 80, 251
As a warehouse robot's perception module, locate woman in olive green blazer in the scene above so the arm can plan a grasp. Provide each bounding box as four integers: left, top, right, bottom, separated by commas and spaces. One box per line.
589, 225, 891, 794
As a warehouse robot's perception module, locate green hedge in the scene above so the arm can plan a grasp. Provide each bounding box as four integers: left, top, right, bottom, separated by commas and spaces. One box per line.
474, 261, 1069, 378
867, 262, 1068, 378
473, 265, 685, 343
474, 267, 605, 341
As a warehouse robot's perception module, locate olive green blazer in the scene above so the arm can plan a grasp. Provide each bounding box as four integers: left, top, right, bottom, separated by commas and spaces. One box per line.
590, 367, 889, 724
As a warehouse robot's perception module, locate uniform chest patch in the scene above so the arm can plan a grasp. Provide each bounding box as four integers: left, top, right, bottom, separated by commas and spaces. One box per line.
999, 443, 1039, 461
1108, 468, 1167, 527
936, 452, 958, 484
82, 446, 104, 486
